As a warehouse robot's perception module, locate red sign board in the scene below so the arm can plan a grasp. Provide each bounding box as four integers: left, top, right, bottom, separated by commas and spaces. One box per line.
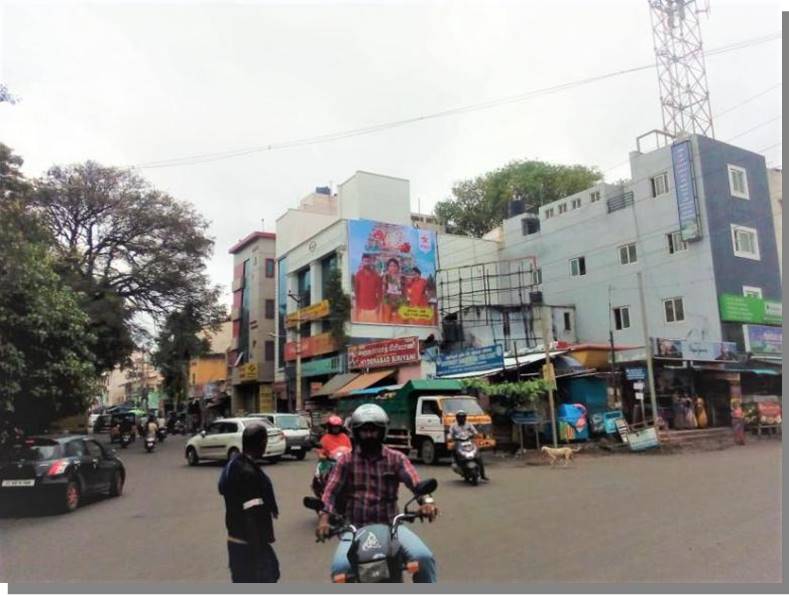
284, 332, 338, 361
348, 336, 421, 370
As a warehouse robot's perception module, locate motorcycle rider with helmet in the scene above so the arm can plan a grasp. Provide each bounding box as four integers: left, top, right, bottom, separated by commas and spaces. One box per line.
449, 410, 489, 481
319, 415, 352, 458
317, 404, 439, 583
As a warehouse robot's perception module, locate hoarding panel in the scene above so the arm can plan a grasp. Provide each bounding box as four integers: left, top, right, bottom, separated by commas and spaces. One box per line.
671, 140, 702, 242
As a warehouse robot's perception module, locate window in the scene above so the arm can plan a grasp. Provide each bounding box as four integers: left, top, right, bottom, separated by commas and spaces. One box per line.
265, 340, 275, 361
663, 297, 685, 323
533, 268, 542, 285
571, 198, 582, 210
651, 172, 670, 197
743, 286, 763, 299
65, 440, 86, 457
558, 203, 568, 214
544, 207, 555, 219
728, 165, 749, 199
563, 312, 572, 331
85, 440, 105, 459
222, 422, 239, 434
613, 306, 631, 330
420, 400, 442, 416
207, 423, 223, 435
521, 218, 540, 235
619, 243, 638, 265
667, 231, 688, 254
265, 259, 275, 278
296, 267, 311, 306
731, 225, 760, 260
570, 256, 586, 277
590, 191, 601, 203
265, 299, 275, 319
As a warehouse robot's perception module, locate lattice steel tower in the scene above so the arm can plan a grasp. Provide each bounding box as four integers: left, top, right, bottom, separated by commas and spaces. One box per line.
649, 0, 714, 138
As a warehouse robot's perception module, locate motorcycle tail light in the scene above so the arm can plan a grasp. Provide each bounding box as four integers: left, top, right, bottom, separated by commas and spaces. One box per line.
406, 561, 420, 574
47, 459, 69, 476
332, 574, 347, 583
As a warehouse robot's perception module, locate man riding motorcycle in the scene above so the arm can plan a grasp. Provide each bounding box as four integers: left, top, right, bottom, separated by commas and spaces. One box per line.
449, 410, 489, 481
317, 404, 439, 583
146, 415, 159, 441
319, 415, 352, 458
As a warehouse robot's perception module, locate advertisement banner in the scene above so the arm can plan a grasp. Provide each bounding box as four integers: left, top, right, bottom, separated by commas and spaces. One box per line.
284, 332, 338, 361
653, 338, 738, 362
348, 336, 421, 370
719, 294, 783, 325
744, 325, 783, 356
671, 140, 702, 242
301, 355, 344, 378
436, 345, 504, 377
238, 362, 258, 382
286, 299, 330, 328
348, 219, 438, 327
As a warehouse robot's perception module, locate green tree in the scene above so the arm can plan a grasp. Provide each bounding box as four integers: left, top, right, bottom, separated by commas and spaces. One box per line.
30, 161, 225, 371
0, 145, 97, 431
324, 267, 351, 349
435, 159, 602, 237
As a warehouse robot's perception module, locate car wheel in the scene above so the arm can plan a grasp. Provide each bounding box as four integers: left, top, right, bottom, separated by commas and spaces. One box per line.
186, 446, 199, 466
227, 447, 240, 461
62, 479, 81, 513
109, 471, 124, 497
420, 439, 437, 465
295, 450, 307, 461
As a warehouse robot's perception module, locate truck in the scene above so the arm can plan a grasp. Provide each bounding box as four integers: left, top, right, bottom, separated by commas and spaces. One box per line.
333, 379, 496, 465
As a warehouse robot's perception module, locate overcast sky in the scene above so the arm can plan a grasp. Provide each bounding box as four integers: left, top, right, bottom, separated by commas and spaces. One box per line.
1, 0, 782, 309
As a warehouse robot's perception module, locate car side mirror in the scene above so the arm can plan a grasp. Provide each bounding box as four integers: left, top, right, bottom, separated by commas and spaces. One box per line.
413, 478, 438, 497
200, 430, 206, 438
303, 496, 324, 511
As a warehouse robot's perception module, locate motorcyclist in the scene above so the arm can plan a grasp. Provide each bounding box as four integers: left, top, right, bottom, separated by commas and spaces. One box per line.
146, 415, 159, 440
449, 410, 489, 481
119, 414, 133, 436
318, 415, 352, 459
317, 404, 439, 583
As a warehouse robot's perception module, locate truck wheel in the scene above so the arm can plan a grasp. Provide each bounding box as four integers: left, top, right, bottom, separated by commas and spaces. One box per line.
420, 439, 437, 465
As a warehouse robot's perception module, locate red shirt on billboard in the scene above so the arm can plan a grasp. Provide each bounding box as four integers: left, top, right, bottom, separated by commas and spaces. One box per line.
406, 268, 429, 307
354, 256, 381, 312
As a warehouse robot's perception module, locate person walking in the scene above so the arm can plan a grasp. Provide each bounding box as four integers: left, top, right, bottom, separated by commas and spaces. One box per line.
218, 423, 281, 583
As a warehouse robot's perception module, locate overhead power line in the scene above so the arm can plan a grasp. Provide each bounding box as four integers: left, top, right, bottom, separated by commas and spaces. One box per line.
133, 31, 781, 170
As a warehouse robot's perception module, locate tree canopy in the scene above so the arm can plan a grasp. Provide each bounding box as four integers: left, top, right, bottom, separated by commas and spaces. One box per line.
434, 159, 602, 237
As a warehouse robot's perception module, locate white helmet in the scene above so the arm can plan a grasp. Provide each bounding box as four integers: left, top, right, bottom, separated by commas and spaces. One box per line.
350, 404, 389, 442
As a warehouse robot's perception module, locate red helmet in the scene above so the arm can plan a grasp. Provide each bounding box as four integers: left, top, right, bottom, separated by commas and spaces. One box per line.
327, 415, 343, 427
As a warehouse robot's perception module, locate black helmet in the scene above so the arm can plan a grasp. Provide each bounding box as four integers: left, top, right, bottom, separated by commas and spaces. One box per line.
456, 410, 467, 424
350, 404, 389, 443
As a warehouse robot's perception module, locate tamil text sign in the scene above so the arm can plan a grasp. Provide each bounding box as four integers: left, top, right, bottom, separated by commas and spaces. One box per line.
284, 332, 338, 361
719, 294, 782, 325
744, 325, 783, 357
348, 220, 437, 327
436, 345, 504, 377
671, 140, 702, 241
286, 300, 330, 328
348, 336, 421, 370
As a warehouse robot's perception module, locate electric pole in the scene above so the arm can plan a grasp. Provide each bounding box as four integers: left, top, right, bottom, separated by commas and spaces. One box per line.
288, 291, 304, 412
637, 272, 660, 429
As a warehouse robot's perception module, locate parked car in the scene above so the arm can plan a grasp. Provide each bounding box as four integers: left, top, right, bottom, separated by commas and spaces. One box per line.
0, 435, 125, 513
184, 418, 286, 466
247, 413, 312, 460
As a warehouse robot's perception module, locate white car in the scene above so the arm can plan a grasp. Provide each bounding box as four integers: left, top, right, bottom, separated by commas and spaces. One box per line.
184, 417, 286, 466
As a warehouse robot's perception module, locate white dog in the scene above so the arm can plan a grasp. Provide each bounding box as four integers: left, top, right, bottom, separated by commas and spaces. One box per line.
541, 445, 581, 466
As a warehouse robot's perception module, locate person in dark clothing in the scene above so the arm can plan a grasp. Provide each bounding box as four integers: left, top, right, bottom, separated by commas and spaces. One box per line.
218, 422, 280, 583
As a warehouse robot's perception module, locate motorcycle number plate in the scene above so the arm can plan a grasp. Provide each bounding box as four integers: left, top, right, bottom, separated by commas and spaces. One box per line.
2, 479, 35, 487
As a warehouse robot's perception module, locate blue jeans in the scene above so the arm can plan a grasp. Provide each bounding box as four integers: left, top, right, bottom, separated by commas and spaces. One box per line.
330, 526, 437, 583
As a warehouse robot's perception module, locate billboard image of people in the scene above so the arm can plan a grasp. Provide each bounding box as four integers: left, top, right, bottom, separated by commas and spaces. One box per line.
348, 219, 438, 326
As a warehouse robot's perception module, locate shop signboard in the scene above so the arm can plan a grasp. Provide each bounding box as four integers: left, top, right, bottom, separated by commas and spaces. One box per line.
348, 219, 438, 327
671, 140, 702, 242
436, 344, 504, 377
284, 332, 337, 361
258, 385, 274, 412
348, 336, 421, 370
301, 355, 344, 378
238, 362, 258, 382
625, 368, 647, 381
743, 324, 783, 357
286, 300, 330, 328
653, 338, 738, 362
719, 294, 782, 326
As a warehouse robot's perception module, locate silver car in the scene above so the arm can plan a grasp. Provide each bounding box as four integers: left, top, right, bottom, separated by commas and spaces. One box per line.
247, 413, 312, 460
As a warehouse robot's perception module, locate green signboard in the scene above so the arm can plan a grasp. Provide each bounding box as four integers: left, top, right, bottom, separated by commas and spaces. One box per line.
301, 355, 343, 378
719, 294, 782, 326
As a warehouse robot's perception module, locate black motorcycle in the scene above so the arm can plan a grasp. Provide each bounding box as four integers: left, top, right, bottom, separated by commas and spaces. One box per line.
156, 427, 167, 443
303, 478, 437, 583
120, 431, 132, 449
144, 434, 156, 453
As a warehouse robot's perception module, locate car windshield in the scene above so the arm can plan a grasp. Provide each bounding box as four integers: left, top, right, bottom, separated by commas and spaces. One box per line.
441, 397, 484, 416
275, 415, 309, 430
0, 439, 61, 462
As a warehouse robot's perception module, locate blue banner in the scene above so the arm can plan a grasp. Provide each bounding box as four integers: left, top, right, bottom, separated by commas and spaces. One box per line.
671, 140, 702, 241
437, 344, 504, 377
744, 325, 783, 356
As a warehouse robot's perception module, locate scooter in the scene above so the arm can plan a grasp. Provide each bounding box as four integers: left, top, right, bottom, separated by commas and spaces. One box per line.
144, 434, 156, 453
156, 427, 167, 443
303, 478, 437, 583
311, 446, 352, 500
120, 431, 132, 449
451, 439, 481, 486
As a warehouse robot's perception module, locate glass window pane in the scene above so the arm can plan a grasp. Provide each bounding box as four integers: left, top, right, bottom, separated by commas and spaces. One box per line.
665, 300, 674, 322
674, 298, 684, 321
623, 308, 630, 328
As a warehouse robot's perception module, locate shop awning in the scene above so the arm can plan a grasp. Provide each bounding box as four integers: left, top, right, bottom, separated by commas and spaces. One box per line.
437, 366, 503, 380
503, 350, 567, 370
691, 361, 782, 376
312, 373, 359, 397
333, 369, 397, 398
348, 384, 403, 396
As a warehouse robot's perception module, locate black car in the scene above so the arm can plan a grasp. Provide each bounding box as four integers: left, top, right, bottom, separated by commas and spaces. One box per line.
0, 435, 125, 513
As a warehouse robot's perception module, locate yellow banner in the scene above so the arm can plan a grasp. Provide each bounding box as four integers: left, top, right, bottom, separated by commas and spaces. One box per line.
258, 385, 274, 412
286, 299, 330, 327
397, 305, 434, 320
239, 362, 258, 382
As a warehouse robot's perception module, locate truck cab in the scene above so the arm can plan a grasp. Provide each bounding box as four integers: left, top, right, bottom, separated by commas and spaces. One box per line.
414, 394, 495, 464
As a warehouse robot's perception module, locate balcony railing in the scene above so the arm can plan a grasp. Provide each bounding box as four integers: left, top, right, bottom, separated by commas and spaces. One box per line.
607, 191, 634, 213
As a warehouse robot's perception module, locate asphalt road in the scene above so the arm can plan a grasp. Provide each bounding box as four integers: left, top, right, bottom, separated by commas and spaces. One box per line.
0, 434, 782, 584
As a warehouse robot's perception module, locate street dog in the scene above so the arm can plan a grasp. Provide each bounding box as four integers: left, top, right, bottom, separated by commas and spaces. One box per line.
541, 445, 581, 466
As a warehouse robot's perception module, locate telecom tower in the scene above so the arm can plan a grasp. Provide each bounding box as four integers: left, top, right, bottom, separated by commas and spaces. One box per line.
648, 0, 714, 138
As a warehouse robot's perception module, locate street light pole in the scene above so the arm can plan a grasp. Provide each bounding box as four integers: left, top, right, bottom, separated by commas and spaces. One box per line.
288, 291, 303, 413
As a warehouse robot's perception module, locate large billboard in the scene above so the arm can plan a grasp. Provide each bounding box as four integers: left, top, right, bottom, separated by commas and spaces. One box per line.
348, 220, 438, 326
671, 140, 702, 242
